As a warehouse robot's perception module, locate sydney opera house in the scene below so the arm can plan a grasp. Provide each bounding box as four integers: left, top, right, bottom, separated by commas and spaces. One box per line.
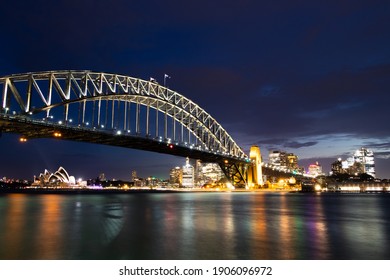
32, 167, 77, 188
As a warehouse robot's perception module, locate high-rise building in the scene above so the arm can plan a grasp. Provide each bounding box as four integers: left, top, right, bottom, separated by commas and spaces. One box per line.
182, 157, 194, 188
308, 162, 323, 177
331, 158, 344, 175
131, 170, 137, 182
269, 150, 286, 167
193, 161, 225, 186
195, 160, 202, 185
331, 148, 376, 178
268, 150, 302, 172
353, 147, 375, 178
286, 153, 299, 170
99, 173, 106, 181
169, 166, 182, 186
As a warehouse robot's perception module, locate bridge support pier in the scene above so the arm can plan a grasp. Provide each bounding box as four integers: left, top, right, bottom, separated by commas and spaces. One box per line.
219, 160, 248, 188
247, 145, 263, 188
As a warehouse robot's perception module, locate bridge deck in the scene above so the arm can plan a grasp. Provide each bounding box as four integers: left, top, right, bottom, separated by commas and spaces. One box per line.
0, 115, 246, 165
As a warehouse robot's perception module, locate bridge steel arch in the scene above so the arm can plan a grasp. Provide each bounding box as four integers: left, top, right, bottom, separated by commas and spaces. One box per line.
0, 71, 249, 186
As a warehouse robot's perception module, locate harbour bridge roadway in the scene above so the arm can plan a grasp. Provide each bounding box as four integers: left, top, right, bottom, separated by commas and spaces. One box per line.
0, 70, 258, 187
0, 114, 246, 165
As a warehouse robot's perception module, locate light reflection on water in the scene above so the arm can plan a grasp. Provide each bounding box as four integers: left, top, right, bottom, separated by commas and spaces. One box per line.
0, 192, 389, 259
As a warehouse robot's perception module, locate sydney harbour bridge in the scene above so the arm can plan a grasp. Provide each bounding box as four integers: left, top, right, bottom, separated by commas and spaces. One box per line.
0, 70, 292, 187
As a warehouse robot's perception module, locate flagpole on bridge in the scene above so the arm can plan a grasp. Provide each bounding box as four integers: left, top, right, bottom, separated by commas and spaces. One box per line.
164, 74, 170, 87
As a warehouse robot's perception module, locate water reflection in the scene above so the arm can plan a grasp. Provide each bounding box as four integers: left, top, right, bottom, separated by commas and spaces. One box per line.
0, 194, 28, 258
0, 192, 390, 259
34, 195, 64, 259
278, 194, 295, 259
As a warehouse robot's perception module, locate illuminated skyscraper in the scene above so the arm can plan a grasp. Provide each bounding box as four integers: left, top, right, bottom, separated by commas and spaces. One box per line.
268, 150, 301, 172
332, 148, 376, 178
286, 153, 299, 170
269, 150, 286, 167
353, 147, 375, 178
182, 157, 194, 187
169, 167, 181, 186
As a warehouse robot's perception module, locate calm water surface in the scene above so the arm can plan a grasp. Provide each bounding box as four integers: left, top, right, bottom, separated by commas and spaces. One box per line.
0, 192, 389, 259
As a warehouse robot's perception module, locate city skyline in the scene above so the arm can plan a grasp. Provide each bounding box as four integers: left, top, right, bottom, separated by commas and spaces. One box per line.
1, 145, 381, 183
1, 1, 390, 179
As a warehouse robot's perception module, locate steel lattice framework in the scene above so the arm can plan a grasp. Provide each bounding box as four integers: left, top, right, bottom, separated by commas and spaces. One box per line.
0, 70, 249, 186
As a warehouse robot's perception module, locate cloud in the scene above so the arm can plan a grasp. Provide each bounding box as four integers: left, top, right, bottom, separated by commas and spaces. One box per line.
284, 141, 318, 149
363, 142, 390, 150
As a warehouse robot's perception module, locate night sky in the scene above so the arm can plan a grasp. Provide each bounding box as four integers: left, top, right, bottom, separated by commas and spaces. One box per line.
1, 0, 390, 180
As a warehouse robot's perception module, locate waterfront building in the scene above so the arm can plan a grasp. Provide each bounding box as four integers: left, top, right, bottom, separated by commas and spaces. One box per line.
131, 170, 137, 182
354, 147, 375, 178
169, 166, 182, 186
146, 176, 159, 187
308, 162, 323, 177
195, 160, 202, 185
195, 162, 225, 186
182, 157, 194, 187
32, 167, 76, 188
286, 153, 299, 170
331, 158, 345, 175
268, 150, 302, 173
98, 173, 106, 181
133, 177, 144, 187
268, 150, 286, 167
331, 148, 376, 178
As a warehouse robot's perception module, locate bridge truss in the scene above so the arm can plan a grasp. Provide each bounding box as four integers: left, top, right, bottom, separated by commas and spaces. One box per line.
0, 71, 250, 186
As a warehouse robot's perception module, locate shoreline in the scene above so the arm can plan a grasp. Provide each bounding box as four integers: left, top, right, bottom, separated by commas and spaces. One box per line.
0, 187, 294, 195
2, 187, 389, 195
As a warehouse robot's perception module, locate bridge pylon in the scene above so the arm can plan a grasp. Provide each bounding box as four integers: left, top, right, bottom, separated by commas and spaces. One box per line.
247, 145, 263, 188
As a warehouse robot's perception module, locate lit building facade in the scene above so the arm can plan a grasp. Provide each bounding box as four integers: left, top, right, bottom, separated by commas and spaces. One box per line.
331, 158, 345, 175
195, 162, 225, 186
169, 166, 182, 186
268, 150, 302, 173
308, 162, 323, 177
32, 167, 77, 187
269, 150, 286, 167
131, 170, 137, 182
286, 153, 299, 170
98, 173, 106, 181
353, 147, 375, 178
331, 148, 376, 178
182, 157, 194, 188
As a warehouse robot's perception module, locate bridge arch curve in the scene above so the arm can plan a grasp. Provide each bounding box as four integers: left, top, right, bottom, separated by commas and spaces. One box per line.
0, 71, 247, 161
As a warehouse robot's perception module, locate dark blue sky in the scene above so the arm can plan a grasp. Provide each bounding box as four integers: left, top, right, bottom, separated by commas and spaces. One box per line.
1, 0, 390, 180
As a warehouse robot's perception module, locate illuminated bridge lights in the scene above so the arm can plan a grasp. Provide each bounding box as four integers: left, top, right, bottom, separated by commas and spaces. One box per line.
0, 70, 250, 187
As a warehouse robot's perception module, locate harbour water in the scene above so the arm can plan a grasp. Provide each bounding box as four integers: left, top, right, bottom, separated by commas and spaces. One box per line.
0, 191, 389, 260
